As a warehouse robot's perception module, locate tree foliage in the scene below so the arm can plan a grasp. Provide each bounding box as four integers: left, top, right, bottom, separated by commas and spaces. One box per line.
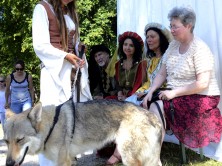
78, 0, 117, 50
0, 0, 117, 98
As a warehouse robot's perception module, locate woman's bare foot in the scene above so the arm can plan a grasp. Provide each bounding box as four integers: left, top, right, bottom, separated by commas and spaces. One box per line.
105, 154, 121, 165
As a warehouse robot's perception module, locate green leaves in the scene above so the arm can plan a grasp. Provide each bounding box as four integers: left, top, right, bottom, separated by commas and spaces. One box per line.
78, 0, 117, 53
0, 0, 117, 98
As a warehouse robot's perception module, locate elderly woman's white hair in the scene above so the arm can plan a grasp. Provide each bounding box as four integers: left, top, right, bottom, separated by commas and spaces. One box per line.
168, 6, 196, 33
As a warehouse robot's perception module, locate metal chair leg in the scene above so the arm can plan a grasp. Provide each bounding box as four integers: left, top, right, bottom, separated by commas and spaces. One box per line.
180, 143, 204, 164
180, 142, 187, 164
199, 148, 204, 160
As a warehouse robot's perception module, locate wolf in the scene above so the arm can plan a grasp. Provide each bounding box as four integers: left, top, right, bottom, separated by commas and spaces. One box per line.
4, 99, 162, 166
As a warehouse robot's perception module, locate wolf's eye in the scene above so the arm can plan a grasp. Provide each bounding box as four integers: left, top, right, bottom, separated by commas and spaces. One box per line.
17, 137, 25, 143
4, 139, 9, 145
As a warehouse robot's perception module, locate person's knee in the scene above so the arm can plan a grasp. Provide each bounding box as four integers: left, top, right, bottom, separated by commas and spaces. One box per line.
149, 102, 163, 114
149, 101, 165, 127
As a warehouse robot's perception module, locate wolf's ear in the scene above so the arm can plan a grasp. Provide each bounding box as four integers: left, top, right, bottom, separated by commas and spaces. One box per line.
5, 109, 15, 120
28, 102, 42, 123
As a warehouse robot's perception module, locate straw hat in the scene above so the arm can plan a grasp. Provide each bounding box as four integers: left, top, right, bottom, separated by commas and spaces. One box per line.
144, 22, 173, 42
118, 31, 144, 48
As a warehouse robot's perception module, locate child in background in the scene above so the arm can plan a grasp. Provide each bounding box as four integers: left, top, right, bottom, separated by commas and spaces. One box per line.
0, 75, 6, 127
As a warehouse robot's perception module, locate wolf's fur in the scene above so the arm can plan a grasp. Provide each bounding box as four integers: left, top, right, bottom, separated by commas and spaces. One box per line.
4, 99, 162, 166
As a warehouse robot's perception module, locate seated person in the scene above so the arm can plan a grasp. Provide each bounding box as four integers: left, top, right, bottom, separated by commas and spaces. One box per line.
88, 44, 117, 99
125, 22, 172, 105
142, 6, 222, 166
105, 31, 147, 165
88, 44, 117, 157
115, 31, 147, 101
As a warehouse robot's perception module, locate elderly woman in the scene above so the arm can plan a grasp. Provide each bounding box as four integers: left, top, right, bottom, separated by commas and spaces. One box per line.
142, 6, 222, 162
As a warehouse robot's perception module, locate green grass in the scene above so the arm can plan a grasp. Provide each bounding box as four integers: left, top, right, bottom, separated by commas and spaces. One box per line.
161, 143, 222, 166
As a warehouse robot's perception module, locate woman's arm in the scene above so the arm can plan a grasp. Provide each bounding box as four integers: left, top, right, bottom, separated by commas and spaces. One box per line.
159, 41, 213, 101
28, 74, 35, 106
167, 41, 213, 99
161, 71, 211, 100
4, 75, 11, 109
142, 64, 167, 108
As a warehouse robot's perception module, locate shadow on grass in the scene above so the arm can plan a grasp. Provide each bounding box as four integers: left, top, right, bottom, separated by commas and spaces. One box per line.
161, 142, 222, 166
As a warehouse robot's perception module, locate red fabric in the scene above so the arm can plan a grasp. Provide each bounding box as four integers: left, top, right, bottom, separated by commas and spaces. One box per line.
105, 95, 118, 100
129, 60, 147, 96
163, 94, 222, 148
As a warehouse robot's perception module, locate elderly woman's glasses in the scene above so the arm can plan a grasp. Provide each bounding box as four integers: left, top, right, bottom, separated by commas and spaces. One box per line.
15, 68, 24, 71
169, 25, 183, 30
0, 80, 5, 83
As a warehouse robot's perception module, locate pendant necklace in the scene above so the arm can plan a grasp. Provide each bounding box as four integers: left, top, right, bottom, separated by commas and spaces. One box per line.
125, 68, 131, 86
124, 59, 132, 87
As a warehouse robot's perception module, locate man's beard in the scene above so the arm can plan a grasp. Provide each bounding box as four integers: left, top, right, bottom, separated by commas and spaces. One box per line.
98, 61, 106, 67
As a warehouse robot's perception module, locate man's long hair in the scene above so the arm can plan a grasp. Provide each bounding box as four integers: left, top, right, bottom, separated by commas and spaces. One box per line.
48, 0, 79, 51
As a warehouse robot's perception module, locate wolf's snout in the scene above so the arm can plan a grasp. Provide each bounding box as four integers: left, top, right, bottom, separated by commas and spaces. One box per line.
6, 157, 16, 166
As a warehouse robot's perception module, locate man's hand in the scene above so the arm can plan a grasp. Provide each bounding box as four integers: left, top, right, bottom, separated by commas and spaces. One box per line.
65, 53, 85, 68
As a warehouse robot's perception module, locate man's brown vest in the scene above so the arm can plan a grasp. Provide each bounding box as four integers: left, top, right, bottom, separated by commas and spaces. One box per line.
39, 1, 75, 53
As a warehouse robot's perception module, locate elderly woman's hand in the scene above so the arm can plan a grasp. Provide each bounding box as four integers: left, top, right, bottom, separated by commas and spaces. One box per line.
159, 90, 175, 101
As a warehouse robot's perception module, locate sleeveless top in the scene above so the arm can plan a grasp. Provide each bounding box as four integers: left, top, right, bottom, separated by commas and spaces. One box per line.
0, 90, 6, 113
10, 72, 31, 102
